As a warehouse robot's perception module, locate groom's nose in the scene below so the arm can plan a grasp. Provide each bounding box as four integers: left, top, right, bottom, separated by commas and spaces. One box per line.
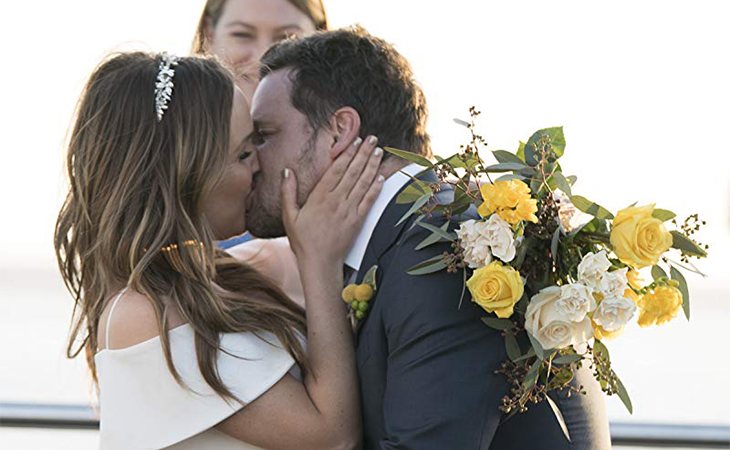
251, 150, 261, 174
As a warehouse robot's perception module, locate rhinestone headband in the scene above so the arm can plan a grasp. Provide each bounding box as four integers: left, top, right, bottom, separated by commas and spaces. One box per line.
154, 52, 180, 121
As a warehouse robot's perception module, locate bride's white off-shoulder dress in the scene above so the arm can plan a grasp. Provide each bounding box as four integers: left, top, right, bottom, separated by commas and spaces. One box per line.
94, 290, 299, 449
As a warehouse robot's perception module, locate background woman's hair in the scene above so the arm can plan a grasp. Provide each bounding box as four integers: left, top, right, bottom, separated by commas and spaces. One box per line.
191, 0, 329, 55
54, 51, 308, 404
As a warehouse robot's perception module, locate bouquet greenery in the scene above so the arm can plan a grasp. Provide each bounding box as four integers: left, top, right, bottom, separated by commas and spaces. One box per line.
385, 108, 709, 426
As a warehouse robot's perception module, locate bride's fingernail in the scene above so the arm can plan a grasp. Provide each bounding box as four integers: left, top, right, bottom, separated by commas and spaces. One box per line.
353, 137, 363, 147
377, 175, 385, 182
374, 147, 383, 156
368, 136, 378, 145
283, 168, 290, 179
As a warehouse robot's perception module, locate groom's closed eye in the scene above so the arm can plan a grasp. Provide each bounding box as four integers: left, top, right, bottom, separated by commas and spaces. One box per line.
251, 128, 273, 147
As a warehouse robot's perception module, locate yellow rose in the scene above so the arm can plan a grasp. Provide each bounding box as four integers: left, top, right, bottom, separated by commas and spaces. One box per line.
466, 261, 524, 318
478, 180, 538, 224
610, 204, 673, 268
637, 285, 683, 327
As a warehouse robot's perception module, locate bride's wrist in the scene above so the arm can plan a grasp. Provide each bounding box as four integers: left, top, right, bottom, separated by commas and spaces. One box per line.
298, 255, 343, 279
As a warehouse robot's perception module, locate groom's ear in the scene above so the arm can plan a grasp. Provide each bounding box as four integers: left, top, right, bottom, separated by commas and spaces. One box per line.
328, 107, 361, 159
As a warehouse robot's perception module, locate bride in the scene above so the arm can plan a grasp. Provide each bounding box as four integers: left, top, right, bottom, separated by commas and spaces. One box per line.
54, 51, 383, 449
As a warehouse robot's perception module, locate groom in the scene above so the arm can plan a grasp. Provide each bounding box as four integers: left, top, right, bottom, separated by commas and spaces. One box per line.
247, 27, 610, 450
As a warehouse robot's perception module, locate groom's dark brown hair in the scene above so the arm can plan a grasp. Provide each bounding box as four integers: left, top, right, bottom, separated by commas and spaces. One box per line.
259, 26, 431, 157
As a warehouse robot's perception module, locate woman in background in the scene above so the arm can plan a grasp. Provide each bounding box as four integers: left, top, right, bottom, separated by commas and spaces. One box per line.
192, 0, 328, 98
192, 0, 328, 304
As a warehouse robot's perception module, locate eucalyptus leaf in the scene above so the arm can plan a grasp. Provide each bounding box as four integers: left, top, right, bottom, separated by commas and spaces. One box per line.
362, 265, 378, 289
415, 222, 451, 251
505, 332, 522, 361
407, 255, 447, 275
651, 265, 668, 281
523, 359, 541, 390
527, 331, 546, 360
513, 347, 537, 362
566, 175, 578, 186
396, 179, 432, 204
526, 126, 566, 158
396, 194, 430, 226
516, 141, 526, 162
593, 340, 610, 362
552, 172, 573, 196
615, 373, 633, 414
652, 208, 676, 222
670, 231, 708, 257
485, 162, 528, 173
670, 266, 691, 320
530, 177, 543, 195
383, 146, 433, 168
453, 118, 470, 128
496, 173, 527, 182
553, 354, 582, 365
416, 221, 456, 242
546, 395, 572, 442
492, 150, 525, 165
570, 195, 614, 220
551, 227, 561, 265
482, 317, 513, 331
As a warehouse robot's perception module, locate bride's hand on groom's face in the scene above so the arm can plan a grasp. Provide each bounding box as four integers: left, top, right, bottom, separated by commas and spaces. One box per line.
281, 135, 384, 266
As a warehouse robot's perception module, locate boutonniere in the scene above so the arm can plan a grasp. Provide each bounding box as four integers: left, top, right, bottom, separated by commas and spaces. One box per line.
342, 265, 378, 329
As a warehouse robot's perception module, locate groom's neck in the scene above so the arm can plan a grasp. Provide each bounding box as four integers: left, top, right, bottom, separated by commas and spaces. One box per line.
379, 158, 411, 180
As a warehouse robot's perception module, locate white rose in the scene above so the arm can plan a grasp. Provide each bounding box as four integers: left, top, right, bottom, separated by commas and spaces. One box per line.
482, 214, 516, 263
525, 286, 594, 350
556, 283, 596, 322
593, 296, 637, 332
456, 220, 493, 268
599, 268, 629, 299
577, 250, 612, 291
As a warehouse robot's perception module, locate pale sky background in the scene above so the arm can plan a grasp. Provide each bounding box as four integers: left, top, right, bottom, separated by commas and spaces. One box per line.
1, 0, 729, 436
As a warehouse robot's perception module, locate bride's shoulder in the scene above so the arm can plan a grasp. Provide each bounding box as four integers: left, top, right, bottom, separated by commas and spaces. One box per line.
97, 289, 185, 352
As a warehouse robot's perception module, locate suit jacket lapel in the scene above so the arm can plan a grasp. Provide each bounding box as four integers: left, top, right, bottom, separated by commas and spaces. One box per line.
354, 170, 439, 336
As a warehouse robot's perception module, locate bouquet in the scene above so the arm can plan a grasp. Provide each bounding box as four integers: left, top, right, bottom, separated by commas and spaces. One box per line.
385, 108, 709, 427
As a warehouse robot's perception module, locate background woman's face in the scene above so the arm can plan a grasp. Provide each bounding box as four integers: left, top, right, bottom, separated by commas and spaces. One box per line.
204, 88, 260, 240
207, 0, 316, 95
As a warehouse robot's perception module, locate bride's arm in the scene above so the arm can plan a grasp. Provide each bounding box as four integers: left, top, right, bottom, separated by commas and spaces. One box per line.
215, 135, 383, 450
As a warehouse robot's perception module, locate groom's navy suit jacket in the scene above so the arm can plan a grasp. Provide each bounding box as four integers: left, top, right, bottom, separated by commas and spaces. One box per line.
354, 172, 611, 450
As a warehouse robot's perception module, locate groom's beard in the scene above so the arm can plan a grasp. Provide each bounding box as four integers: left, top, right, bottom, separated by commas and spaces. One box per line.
246, 137, 319, 239
246, 170, 286, 238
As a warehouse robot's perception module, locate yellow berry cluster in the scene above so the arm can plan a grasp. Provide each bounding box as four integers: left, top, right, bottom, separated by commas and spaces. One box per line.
342, 283, 375, 320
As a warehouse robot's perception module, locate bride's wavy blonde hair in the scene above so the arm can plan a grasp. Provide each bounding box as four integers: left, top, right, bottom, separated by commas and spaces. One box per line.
54, 52, 307, 403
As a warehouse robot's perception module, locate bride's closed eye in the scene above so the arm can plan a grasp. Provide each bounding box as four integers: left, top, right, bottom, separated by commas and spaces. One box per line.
238, 151, 253, 162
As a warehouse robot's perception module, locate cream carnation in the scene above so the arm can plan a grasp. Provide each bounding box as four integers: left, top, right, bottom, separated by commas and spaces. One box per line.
599, 268, 629, 299
456, 220, 493, 268
577, 250, 612, 291
593, 295, 637, 332
556, 284, 596, 322
482, 214, 517, 263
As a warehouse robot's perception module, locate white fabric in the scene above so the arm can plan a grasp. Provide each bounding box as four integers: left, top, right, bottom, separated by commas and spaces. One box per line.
104, 287, 128, 349
95, 323, 296, 449
344, 163, 423, 271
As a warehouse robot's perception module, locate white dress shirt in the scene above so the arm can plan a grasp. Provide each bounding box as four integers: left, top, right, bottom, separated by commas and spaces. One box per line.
344, 163, 424, 273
